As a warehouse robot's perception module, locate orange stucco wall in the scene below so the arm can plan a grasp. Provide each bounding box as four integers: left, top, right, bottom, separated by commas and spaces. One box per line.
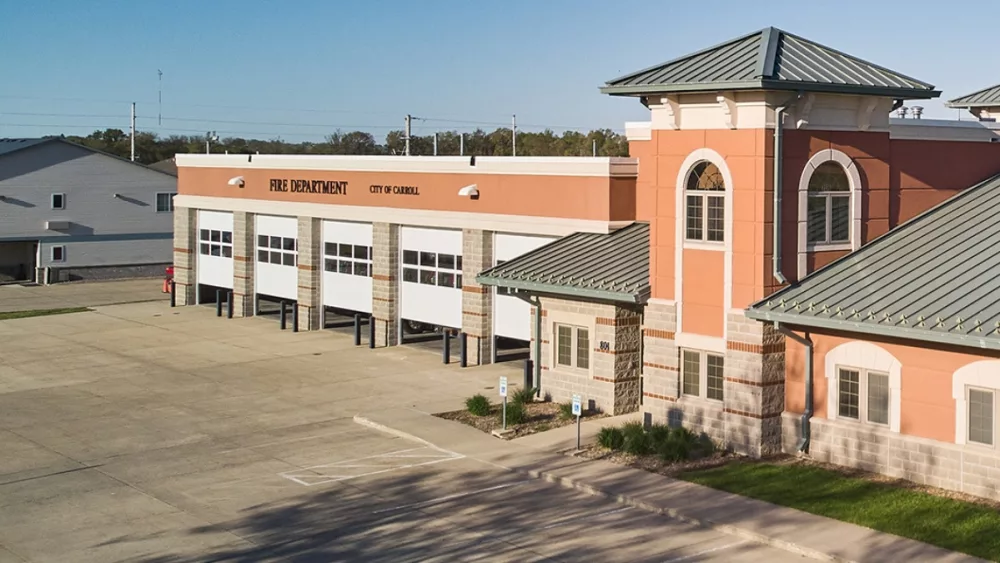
177, 166, 636, 222
785, 330, 1000, 444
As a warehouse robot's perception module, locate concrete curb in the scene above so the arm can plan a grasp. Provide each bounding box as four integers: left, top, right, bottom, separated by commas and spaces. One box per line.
353, 415, 855, 563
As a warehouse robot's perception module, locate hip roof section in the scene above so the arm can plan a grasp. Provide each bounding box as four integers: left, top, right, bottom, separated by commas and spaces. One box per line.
947, 83, 1000, 108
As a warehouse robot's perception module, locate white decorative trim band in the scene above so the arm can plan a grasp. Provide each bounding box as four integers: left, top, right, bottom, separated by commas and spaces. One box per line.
796, 149, 863, 280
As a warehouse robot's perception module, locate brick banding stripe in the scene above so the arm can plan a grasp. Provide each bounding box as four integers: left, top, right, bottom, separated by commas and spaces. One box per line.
172, 247, 192, 253
727, 341, 786, 354
725, 377, 784, 388
372, 274, 396, 281
643, 392, 677, 402
233, 256, 252, 262
596, 317, 641, 327
724, 407, 783, 420
372, 296, 393, 302
594, 375, 640, 383
297, 264, 316, 271
462, 286, 488, 294
643, 329, 675, 340
643, 362, 678, 372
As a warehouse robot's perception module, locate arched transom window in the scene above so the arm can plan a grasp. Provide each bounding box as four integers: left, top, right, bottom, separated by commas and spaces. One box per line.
684, 161, 725, 242
807, 162, 850, 244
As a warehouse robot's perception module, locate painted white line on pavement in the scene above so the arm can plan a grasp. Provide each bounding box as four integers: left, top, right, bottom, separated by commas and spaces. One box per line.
279, 445, 466, 486
281, 456, 465, 486
538, 506, 635, 530
661, 540, 749, 562
371, 481, 531, 515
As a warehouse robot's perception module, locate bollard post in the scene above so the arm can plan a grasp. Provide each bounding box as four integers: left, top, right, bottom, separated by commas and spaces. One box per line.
524, 359, 533, 390
368, 315, 376, 348
354, 314, 362, 346
292, 304, 299, 333
459, 332, 468, 368
442, 329, 451, 364
170, 280, 176, 307
215, 289, 222, 317
279, 301, 287, 330
227, 291, 233, 319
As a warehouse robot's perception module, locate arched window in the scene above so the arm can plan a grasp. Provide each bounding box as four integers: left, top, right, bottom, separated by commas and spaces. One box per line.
684, 161, 725, 242
807, 162, 850, 244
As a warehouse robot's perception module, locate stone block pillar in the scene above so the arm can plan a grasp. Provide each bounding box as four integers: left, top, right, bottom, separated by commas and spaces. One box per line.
232, 211, 255, 317
296, 217, 322, 331
372, 222, 399, 347
725, 311, 786, 457
641, 298, 680, 416
461, 229, 494, 365
172, 207, 197, 306
601, 306, 643, 414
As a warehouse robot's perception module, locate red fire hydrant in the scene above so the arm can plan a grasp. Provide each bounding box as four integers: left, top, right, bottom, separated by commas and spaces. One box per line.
163, 265, 174, 293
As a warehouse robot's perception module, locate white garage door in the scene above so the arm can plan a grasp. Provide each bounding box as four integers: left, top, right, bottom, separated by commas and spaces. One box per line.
255, 215, 298, 301
196, 210, 234, 289
494, 233, 556, 341
322, 220, 373, 314
401, 226, 462, 328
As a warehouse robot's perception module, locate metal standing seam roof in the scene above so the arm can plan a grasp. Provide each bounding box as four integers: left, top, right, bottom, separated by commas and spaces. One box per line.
746, 173, 1000, 351
476, 222, 650, 304
601, 27, 939, 100
947, 83, 1000, 108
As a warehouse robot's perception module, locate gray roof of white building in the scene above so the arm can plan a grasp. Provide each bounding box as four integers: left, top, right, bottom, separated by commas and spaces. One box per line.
602, 27, 939, 100
747, 173, 1000, 350
0, 138, 52, 157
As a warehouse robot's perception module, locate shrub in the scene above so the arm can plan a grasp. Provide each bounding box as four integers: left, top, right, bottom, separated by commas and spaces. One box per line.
656, 426, 701, 462
502, 401, 526, 425
511, 386, 538, 406
647, 423, 672, 449
621, 421, 651, 455
558, 401, 575, 420
466, 394, 491, 416
597, 426, 625, 450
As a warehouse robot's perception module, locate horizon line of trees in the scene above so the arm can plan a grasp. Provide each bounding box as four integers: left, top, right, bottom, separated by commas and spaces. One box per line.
61, 127, 629, 165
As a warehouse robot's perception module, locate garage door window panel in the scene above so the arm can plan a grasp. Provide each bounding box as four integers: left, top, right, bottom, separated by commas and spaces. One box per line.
258, 235, 297, 267
200, 228, 233, 259
403, 249, 463, 289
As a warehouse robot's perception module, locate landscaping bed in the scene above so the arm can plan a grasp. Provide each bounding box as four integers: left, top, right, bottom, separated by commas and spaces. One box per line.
435, 389, 603, 440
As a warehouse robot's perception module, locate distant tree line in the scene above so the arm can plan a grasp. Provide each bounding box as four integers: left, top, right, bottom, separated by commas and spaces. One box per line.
62, 127, 629, 165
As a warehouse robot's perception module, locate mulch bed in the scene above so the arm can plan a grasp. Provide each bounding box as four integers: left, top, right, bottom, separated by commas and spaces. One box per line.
575, 444, 734, 476
435, 401, 603, 440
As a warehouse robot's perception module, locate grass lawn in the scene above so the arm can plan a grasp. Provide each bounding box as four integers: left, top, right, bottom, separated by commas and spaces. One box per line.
0, 307, 91, 320
681, 461, 1000, 560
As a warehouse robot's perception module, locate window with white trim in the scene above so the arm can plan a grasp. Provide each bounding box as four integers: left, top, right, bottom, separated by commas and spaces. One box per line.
51, 193, 65, 210
401, 250, 463, 288
968, 387, 995, 446
156, 193, 175, 213
684, 161, 725, 243
681, 349, 724, 401
807, 162, 850, 245
199, 228, 233, 258
555, 324, 589, 370
324, 242, 372, 277
836, 366, 889, 426
50, 245, 65, 262
257, 234, 297, 267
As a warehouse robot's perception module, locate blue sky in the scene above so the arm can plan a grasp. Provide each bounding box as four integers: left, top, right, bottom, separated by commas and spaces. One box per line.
0, 0, 991, 142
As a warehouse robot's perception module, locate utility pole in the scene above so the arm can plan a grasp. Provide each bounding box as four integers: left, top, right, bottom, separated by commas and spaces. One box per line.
157, 70, 163, 126
592, 139, 596, 157
512, 114, 517, 157
130, 102, 136, 162
459, 133, 464, 156
206, 131, 217, 154
433, 132, 438, 156
404, 114, 411, 156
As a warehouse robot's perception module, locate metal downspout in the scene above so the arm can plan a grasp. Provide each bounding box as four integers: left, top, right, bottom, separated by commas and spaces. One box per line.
514, 293, 543, 396
772, 92, 804, 285
775, 322, 813, 452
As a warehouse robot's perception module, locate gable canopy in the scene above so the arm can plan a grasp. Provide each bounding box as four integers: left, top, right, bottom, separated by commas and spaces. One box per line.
947, 83, 1000, 109
601, 27, 939, 100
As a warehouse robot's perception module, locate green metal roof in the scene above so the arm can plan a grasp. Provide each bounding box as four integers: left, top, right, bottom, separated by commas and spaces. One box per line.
476, 222, 650, 304
747, 173, 1000, 351
947, 83, 1000, 108
602, 27, 939, 99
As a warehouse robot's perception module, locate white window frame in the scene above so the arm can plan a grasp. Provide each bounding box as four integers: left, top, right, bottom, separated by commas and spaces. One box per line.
50, 245, 66, 262
680, 348, 724, 402
825, 341, 901, 432
683, 161, 726, 245
256, 234, 297, 268
401, 249, 463, 289
797, 149, 863, 279
966, 386, 996, 448
324, 241, 373, 278
51, 193, 65, 210
199, 228, 234, 258
834, 366, 891, 427
953, 360, 1000, 446
155, 192, 175, 213
554, 323, 590, 372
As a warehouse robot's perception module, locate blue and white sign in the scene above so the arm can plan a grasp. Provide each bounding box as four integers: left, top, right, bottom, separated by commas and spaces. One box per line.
571, 394, 582, 417
499, 376, 508, 398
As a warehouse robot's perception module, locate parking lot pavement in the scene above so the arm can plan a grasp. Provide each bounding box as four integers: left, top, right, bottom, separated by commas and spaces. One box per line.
0, 279, 166, 313
0, 302, 803, 562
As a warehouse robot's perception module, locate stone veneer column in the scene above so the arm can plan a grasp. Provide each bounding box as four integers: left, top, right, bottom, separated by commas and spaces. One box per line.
461, 229, 493, 365
725, 310, 786, 457
231, 211, 255, 317
598, 306, 643, 415
640, 298, 680, 416
296, 217, 322, 331
372, 222, 399, 347
172, 207, 197, 306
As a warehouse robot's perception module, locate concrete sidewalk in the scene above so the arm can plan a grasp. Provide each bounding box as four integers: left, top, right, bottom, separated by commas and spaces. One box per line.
355, 408, 984, 563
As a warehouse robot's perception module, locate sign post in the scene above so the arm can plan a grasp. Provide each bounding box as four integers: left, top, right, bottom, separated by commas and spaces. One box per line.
572, 394, 582, 451
499, 376, 508, 430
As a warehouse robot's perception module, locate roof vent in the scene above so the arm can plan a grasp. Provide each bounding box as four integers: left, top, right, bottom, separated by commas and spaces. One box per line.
897, 106, 909, 119
912, 106, 924, 119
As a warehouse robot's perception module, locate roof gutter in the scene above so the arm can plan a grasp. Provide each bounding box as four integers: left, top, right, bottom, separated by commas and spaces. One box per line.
774, 322, 813, 453
773, 92, 804, 285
